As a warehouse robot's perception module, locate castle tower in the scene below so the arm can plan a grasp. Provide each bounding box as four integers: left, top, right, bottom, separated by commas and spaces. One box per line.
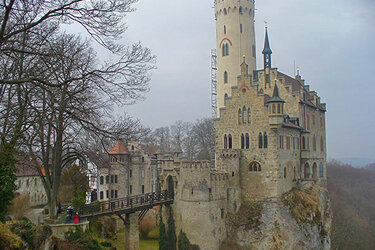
215, 0, 256, 114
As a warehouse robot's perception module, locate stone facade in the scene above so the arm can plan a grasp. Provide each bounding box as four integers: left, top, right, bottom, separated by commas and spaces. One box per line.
15, 160, 47, 207
97, 140, 158, 201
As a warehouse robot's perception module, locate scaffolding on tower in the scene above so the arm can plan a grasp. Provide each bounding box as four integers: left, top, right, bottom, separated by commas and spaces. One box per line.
211, 49, 218, 118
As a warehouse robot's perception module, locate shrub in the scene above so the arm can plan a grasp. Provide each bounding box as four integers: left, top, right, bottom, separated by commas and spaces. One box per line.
0, 222, 24, 249
102, 217, 116, 239
9, 194, 30, 220
64, 226, 102, 250
139, 214, 156, 239
7, 217, 35, 247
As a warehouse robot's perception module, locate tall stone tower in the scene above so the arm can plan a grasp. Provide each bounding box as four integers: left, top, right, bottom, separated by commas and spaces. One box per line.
215, 0, 256, 113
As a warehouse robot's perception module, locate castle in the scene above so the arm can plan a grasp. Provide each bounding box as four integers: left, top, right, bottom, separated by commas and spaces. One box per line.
97, 0, 331, 249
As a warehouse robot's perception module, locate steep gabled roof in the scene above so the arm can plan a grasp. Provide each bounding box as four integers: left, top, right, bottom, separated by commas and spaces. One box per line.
262, 28, 272, 54
108, 140, 129, 155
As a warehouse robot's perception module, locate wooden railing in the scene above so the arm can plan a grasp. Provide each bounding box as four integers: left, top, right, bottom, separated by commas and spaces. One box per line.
76, 190, 173, 218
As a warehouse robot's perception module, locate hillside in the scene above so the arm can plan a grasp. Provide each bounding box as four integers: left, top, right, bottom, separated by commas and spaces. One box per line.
327, 161, 375, 250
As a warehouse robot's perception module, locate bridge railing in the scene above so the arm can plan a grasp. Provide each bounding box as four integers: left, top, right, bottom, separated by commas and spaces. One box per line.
75, 190, 173, 216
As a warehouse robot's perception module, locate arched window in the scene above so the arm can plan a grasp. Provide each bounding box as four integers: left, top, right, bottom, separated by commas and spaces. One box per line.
245, 133, 250, 149
224, 8, 227, 15
259, 133, 263, 148
272, 104, 276, 113
224, 71, 228, 83
228, 134, 232, 149
225, 43, 229, 56
222, 45, 225, 56
249, 162, 261, 172
239, 6, 243, 13
277, 104, 281, 113
264, 132, 268, 148
302, 136, 306, 150
242, 106, 246, 124
241, 134, 245, 149
319, 163, 324, 178
238, 109, 242, 124
224, 135, 228, 149
247, 108, 251, 123
224, 25, 226, 34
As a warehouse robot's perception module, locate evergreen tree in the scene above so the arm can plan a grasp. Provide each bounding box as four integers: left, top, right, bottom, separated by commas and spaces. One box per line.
159, 212, 166, 250
0, 143, 17, 221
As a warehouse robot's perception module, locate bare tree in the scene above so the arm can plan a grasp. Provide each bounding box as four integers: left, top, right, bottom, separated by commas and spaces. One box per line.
192, 118, 215, 160
20, 33, 153, 219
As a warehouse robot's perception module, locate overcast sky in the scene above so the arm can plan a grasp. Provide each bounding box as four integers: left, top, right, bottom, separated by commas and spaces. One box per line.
92, 0, 375, 160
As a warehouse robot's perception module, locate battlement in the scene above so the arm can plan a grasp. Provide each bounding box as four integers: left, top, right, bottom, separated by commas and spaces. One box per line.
181, 161, 211, 169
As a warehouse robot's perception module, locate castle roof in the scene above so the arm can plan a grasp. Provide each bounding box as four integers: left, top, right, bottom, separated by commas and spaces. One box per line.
108, 140, 129, 155
262, 28, 272, 54
267, 83, 285, 103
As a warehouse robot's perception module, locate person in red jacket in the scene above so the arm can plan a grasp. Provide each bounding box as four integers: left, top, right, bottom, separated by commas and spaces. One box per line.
73, 212, 80, 224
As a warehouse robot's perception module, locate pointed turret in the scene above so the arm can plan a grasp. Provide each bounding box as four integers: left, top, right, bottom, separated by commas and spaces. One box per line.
268, 83, 285, 126
262, 27, 272, 70
267, 83, 285, 104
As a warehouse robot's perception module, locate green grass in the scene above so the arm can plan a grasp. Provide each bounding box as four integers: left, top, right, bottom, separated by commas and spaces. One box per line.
95, 227, 159, 250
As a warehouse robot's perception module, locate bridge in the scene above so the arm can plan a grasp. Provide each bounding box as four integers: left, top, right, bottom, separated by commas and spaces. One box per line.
74, 190, 174, 250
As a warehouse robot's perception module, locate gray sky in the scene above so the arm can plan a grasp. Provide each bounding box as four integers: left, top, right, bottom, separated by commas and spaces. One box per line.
104, 0, 375, 160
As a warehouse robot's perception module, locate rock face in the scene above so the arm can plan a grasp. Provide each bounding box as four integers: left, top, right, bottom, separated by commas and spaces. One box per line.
223, 185, 331, 249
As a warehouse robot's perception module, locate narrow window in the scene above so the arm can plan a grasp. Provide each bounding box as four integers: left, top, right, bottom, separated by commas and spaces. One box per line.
246, 133, 250, 149
277, 104, 281, 114
142, 157, 145, 162
226, 43, 229, 56
259, 133, 263, 148
319, 163, 324, 178
307, 115, 310, 130
302, 137, 306, 150
129, 185, 132, 194
247, 108, 251, 123
224, 134, 228, 149
272, 104, 276, 114
106, 175, 109, 184
238, 108, 242, 124
239, 6, 243, 13
142, 185, 145, 194
241, 134, 245, 149
100, 191, 103, 200
115, 175, 118, 183
100, 176, 104, 185
224, 71, 228, 83
229, 134, 233, 149
224, 8, 227, 15
221, 208, 224, 219
142, 169, 145, 178
131, 145, 134, 150
129, 169, 132, 178
224, 25, 226, 34
264, 133, 268, 148
111, 190, 114, 198
284, 167, 287, 178
106, 190, 109, 198
115, 190, 118, 198
242, 106, 246, 124
222, 45, 225, 56
240, 24, 243, 33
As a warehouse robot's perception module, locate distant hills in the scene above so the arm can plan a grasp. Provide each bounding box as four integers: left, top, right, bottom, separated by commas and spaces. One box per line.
328, 157, 375, 168
327, 161, 375, 250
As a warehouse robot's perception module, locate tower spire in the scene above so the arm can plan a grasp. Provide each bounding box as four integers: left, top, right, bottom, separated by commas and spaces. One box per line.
262, 27, 272, 69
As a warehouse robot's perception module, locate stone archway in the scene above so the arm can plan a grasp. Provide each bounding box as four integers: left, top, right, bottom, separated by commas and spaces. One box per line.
304, 163, 311, 179
312, 163, 318, 181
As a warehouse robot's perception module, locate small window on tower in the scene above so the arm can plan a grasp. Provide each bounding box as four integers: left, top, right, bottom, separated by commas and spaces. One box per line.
239, 6, 243, 14
240, 24, 243, 33
224, 71, 228, 83
224, 25, 226, 34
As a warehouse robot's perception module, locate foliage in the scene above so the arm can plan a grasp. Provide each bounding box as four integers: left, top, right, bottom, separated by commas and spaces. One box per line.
6, 217, 52, 249
139, 214, 157, 239
9, 194, 30, 220
159, 211, 166, 250
59, 164, 89, 204
0, 222, 24, 249
281, 187, 320, 226
102, 217, 117, 239
328, 161, 375, 249
178, 230, 200, 250
227, 202, 263, 231
64, 226, 102, 250
0, 146, 17, 222
166, 213, 177, 250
